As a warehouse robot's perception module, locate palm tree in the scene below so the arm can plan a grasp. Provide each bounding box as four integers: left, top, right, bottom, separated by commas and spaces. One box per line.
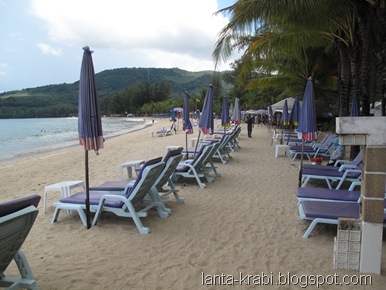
213, 0, 385, 116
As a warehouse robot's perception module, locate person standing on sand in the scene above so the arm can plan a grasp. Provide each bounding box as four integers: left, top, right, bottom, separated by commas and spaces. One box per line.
247, 115, 254, 138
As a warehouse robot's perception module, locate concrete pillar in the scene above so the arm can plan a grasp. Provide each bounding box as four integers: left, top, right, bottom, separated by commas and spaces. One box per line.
360, 146, 386, 274
336, 117, 386, 274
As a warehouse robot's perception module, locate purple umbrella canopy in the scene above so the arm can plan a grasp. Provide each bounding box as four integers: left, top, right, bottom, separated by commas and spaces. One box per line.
289, 94, 300, 126
78, 47, 104, 152
198, 84, 214, 135
78, 46, 104, 229
183, 92, 193, 134
351, 93, 359, 117
297, 78, 318, 141
297, 77, 318, 187
232, 98, 241, 124
281, 99, 290, 125
221, 96, 230, 128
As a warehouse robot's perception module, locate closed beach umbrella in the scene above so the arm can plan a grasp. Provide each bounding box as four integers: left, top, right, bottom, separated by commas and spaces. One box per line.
232, 98, 241, 124
195, 84, 214, 152
78, 46, 104, 229
221, 96, 230, 131
183, 92, 193, 134
183, 91, 193, 157
171, 105, 176, 121
198, 84, 214, 135
297, 78, 318, 141
281, 99, 290, 126
280, 99, 289, 144
289, 94, 300, 127
297, 77, 318, 186
268, 103, 274, 128
351, 93, 359, 117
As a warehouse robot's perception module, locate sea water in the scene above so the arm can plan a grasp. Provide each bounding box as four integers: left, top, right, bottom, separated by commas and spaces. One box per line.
0, 117, 148, 162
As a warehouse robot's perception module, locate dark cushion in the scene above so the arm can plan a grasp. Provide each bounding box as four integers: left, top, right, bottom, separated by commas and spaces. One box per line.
0, 195, 41, 217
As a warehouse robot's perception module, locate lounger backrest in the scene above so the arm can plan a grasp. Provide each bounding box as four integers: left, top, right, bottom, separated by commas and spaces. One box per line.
351, 150, 363, 166
0, 195, 40, 274
176, 144, 211, 173
156, 148, 183, 187
0, 194, 40, 218
127, 158, 165, 204
162, 147, 183, 163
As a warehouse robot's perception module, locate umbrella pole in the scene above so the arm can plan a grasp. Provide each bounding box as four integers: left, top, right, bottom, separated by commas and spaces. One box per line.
298, 139, 304, 187
85, 150, 91, 229
185, 132, 188, 160
194, 131, 201, 155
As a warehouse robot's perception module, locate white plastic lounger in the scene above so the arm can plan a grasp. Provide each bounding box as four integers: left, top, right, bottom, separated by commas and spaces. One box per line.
0, 194, 41, 290
52, 157, 167, 234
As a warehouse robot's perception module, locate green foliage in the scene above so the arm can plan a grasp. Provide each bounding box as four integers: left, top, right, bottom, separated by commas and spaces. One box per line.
0, 68, 230, 119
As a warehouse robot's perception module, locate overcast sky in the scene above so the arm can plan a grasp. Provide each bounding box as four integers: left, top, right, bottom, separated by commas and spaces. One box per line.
0, 0, 237, 92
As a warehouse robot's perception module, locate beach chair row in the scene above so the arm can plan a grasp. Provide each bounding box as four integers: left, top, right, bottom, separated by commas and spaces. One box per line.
278, 142, 385, 239
50, 124, 241, 234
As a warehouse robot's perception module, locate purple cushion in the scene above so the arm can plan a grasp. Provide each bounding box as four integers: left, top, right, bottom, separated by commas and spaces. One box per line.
302, 167, 361, 179
90, 180, 129, 191
302, 200, 360, 219
297, 187, 360, 202
60, 191, 126, 207
0, 194, 41, 217
61, 157, 163, 208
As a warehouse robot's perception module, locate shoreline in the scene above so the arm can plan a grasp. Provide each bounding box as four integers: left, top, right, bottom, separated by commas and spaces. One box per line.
0, 118, 156, 165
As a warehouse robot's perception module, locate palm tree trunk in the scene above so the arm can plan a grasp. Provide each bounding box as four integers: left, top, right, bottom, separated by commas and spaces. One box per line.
337, 42, 351, 116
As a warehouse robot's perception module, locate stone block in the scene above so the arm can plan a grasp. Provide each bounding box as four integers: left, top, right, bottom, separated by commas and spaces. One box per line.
336, 262, 348, 270
348, 252, 360, 263
338, 218, 361, 230
336, 240, 348, 252
337, 229, 349, 241
360, 198, 385, 223
349, 241, 361, 252
362, 173, 386, 198
349, 230, 361, 242
363, 147, 386, 172
337, 251, 348, 262
348, 263, 360, 270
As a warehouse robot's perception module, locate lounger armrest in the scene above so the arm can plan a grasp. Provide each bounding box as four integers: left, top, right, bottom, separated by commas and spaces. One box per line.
334, 159, 350, 166
348, 181, 362, 191
339, 164, 360, 171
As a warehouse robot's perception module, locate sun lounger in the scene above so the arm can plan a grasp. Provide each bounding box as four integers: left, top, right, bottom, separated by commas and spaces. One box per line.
90, 147, 185, 204
288, 134, 335, 160
302, 150, 362, 171
52, 157, 167, 234
296, 187, 361, 203
301, 165, 362, 189
298, 199, 386, 239
173, 144, 213, 188
0, 194, 41, 289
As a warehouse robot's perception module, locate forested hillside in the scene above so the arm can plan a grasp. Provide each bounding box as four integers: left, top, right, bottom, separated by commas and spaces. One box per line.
0, 67, 226, 118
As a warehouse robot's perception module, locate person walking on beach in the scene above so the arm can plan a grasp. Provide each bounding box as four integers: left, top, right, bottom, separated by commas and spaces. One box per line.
247, 115, 254, 138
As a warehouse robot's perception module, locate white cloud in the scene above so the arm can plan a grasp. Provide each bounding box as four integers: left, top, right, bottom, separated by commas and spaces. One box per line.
29, 0, 231, 70
0, 63, 9, 76
36, 43, 63, 56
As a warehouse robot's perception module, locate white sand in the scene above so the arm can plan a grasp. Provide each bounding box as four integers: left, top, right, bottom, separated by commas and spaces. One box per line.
1, 119, 385, 289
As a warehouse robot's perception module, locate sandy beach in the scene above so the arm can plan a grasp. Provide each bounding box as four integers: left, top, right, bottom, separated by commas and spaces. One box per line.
1, 118, 385, 289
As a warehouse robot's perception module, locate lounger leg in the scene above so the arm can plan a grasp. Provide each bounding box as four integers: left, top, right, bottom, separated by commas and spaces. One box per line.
13, 250, 40, 290
125, 202, 150, 235
150, 187, 170, 217
51, 207, 61, 224
303, 218, 339, 238
167, 179, 184, 203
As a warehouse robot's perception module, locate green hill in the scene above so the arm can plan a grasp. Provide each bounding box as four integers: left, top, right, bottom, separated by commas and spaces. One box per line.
0, 67, 227, 118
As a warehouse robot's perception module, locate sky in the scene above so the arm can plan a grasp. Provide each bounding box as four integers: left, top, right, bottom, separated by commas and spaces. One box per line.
0, 0, 237, 93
